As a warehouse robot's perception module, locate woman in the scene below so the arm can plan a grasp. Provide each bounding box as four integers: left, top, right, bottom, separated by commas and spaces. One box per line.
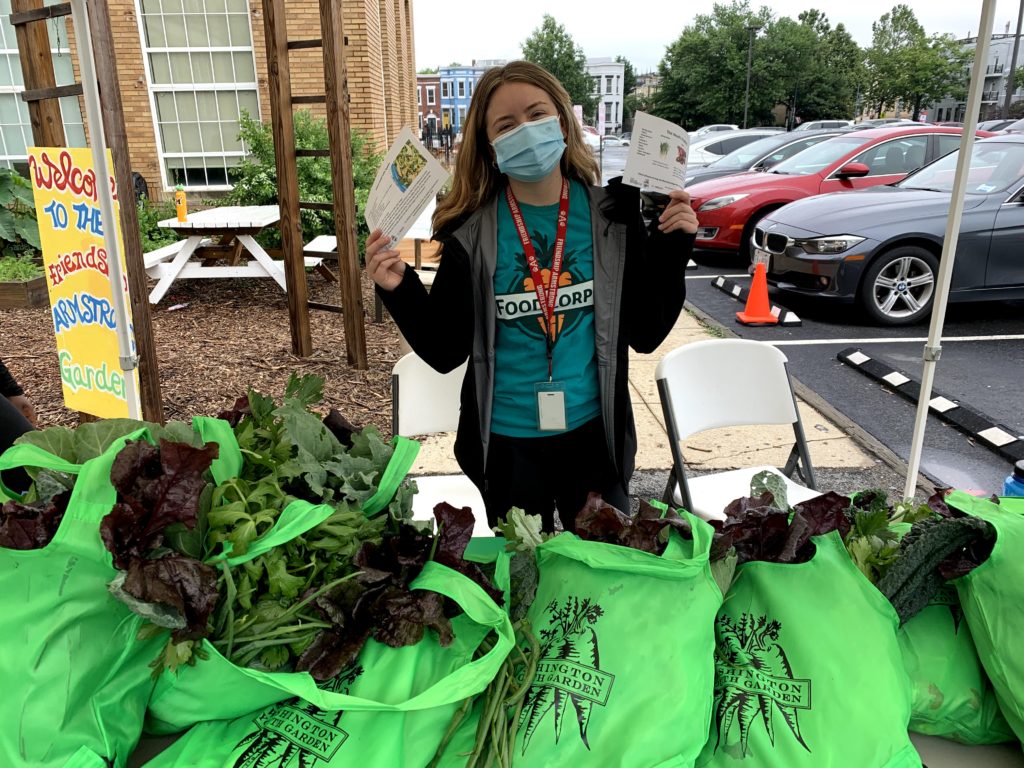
366, 61, 697, 531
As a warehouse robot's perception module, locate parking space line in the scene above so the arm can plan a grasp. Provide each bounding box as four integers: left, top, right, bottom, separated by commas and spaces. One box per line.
769, 334, 1024, 346
688, 274, 750, 280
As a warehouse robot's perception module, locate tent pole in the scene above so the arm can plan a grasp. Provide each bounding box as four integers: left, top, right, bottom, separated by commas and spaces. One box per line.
903, 0, 997, 499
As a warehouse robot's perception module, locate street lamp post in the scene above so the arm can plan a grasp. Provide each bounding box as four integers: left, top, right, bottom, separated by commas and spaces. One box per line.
743, 24, 762, 129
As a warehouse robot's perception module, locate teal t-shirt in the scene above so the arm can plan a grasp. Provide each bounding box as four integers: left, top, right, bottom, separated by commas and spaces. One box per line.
491, 179, 601, 437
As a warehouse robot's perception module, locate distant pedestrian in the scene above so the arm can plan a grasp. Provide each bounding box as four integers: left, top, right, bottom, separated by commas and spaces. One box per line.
365, 60, 697, 532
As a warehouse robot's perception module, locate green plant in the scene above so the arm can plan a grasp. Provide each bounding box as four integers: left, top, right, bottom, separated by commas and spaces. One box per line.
0, 167, 41, 258
136, 197, 180, 253
224, 110, 382, 252
0, 255, 43, 281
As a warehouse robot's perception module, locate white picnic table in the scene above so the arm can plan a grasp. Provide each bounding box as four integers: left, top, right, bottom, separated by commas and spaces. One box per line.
145, 205, 321, 304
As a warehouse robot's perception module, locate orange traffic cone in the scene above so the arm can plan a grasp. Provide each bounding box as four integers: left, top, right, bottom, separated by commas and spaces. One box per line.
736, 262, 778, 325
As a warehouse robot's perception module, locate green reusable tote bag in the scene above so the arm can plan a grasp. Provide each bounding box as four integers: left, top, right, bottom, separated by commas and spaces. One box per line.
949, 491, 1024, 743
142, 563, 513, 768
0, 433, 168, 768
697, 531, 921, 768
898, 585, 1013, 744
512, 512, 723, 768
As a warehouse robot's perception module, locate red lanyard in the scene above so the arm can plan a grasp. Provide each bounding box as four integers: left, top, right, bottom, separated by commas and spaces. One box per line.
504, 177, 570, 380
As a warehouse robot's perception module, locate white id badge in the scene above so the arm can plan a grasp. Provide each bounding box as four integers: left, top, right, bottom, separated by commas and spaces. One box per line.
535, 382, 567, 431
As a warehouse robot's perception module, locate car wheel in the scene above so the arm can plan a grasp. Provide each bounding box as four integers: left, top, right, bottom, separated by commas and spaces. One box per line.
740, 207, 779, 261
859, 246, 938, 325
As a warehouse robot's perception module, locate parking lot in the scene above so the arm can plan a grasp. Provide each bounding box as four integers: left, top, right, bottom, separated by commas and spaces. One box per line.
684, 252, 1024, 493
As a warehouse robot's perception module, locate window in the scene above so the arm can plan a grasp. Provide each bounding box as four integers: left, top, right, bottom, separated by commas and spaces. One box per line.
137, 0, 260, 190
605, 76, 612, 95
441, 80, 450, 99
458, 106, 466, 127
850, 136, 928, 176
0, 0, 86, 171
604, 103, 612, 122
457, 80, 465, 98
592, 76, 600, 94
468, 80, 473, 98
418, 114, 422, 130
417, 87, 421, 106
936, 134, 962, 159
427, 86, 435, 105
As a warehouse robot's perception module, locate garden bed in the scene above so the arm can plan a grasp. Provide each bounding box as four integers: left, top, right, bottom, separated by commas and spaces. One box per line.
0, 275, 47, 309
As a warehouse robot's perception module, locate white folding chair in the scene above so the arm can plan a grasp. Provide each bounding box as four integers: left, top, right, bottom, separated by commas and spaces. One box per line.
655, 338, 819, 522
392, 352, 491, 537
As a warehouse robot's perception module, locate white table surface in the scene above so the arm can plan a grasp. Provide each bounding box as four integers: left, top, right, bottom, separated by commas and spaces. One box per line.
157, 205, 280, 230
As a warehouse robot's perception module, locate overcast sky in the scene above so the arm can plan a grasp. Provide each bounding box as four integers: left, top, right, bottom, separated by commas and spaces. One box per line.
413, 1, 1024, 74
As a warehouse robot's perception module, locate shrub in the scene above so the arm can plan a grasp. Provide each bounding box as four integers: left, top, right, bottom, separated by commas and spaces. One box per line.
224, 110, 382, 253
137, 197, 180, 253
0, 254, 42, 281
0, 167, 41, 259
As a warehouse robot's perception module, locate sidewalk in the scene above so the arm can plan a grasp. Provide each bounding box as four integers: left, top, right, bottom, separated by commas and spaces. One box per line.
408, 304, 875, 477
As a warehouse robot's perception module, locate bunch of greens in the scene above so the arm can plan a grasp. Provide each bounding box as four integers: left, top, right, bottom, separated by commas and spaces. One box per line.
575, 493, 693, 553
98, 375, 500, 680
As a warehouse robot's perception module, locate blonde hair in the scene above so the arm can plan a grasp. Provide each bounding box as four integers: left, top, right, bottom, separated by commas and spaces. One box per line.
432, 60, 599, 237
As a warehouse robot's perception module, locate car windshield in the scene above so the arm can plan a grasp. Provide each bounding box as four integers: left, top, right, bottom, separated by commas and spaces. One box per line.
898, 142, 1024, 194
769, 136, 871, 175
712, 135, 787, 169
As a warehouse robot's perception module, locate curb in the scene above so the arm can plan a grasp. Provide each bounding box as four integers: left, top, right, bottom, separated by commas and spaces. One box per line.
683, 302, 937, 497
710, 275, 802, 326
838, 347, 1024, 463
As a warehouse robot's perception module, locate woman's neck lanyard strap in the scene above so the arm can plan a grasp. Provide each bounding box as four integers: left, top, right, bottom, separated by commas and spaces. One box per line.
504, 177, 570, 381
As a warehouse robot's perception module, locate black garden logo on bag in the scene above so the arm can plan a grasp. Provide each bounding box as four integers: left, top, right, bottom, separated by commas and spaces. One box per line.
714, 614, 811, 756
231, 665, 363, 767
520, 596, 615, 753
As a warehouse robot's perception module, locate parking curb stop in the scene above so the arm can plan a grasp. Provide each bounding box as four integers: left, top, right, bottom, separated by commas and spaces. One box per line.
711, 275, 802, 326
838, 347, 1024, 464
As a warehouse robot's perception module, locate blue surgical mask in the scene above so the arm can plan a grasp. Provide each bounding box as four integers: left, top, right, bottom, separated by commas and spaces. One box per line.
491, 115, 566, 182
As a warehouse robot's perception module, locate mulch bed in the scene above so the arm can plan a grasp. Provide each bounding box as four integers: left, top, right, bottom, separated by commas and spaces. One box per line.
1, 272, 403, 437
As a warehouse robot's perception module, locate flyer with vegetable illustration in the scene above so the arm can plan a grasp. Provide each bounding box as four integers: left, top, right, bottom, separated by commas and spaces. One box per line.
622, 111, 690, 194
364, 126, 449, 249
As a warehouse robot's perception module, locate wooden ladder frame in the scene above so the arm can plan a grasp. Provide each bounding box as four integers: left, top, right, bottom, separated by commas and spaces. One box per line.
11, 0, 164, 422
261, 0, 368, 369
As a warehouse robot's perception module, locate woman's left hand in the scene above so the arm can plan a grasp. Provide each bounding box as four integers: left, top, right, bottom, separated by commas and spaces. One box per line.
657, 189, 699, 235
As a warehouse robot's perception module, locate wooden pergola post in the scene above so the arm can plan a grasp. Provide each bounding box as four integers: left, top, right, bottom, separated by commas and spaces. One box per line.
320, 0, 367, 368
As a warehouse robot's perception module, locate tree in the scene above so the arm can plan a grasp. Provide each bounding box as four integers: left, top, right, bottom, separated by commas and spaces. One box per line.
653, 1, 772, 128
417, 67, 438, 74
521, 15, 597, 118
616, 55, 637, 95
865, 5, 968, 119
1014, 66, 1024, 93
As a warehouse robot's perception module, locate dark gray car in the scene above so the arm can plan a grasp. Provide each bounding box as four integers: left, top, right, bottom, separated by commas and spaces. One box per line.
752, 134, 1024, 325
683, 129, 850, 187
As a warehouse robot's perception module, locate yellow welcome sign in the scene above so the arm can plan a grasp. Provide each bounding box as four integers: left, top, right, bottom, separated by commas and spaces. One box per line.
27, 147, 138, 419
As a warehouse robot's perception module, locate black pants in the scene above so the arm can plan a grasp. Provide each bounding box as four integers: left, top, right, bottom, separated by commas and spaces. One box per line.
0, 394, 33, 494
482, 417, 628, 533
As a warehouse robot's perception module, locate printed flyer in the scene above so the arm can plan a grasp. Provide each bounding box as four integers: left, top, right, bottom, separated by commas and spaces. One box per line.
622, 111, 690, 194
27, 147, 138, 418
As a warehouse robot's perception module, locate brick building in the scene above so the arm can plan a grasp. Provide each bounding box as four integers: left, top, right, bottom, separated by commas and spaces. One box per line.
0, 0, 416, 197
415, 72, 439, 137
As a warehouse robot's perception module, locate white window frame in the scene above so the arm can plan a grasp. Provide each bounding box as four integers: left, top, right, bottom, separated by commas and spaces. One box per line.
417, 87, 421, 106
426, 86, 436, 105
0, 7, 85, 170
458, 105, 466, 128
441, 80, 450, 99
458, 79, 465, 98
134, 0, 261, 192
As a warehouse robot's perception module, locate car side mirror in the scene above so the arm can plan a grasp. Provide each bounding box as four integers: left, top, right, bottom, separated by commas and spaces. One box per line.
836, 162, 871, 178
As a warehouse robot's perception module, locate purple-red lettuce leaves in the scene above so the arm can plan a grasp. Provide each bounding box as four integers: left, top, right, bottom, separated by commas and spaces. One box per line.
575, 494, 691, 554
100, 438, 219, 569
0, 491, 72, 550
116, 553, 221, 642
778, 492, 853, 564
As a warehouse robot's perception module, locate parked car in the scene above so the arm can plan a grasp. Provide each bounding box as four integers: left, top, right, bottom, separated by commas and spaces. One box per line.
581, 125, 601, 151
793, 119, 853, 131
686, 125, 991, 258
1003, 117, 1024, 133
689, 123, 739, 139
978, 118, 1017, 131
684, 129, 849, 187
752, 133, 1024, 325
620, 132, 631, 142
687, 129, 780, 168
857, 118, 919, 127
601, 134, 626, 147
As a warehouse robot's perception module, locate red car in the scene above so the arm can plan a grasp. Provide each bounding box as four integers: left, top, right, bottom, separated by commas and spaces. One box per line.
686, 126, 992, 258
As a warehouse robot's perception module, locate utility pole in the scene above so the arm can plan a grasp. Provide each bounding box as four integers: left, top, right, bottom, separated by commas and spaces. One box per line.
743, 24, 761, 129
1003, 0, 1024, 118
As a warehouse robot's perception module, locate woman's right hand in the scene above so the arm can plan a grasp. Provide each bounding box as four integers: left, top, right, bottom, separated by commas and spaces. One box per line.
365, 229, 407, 291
